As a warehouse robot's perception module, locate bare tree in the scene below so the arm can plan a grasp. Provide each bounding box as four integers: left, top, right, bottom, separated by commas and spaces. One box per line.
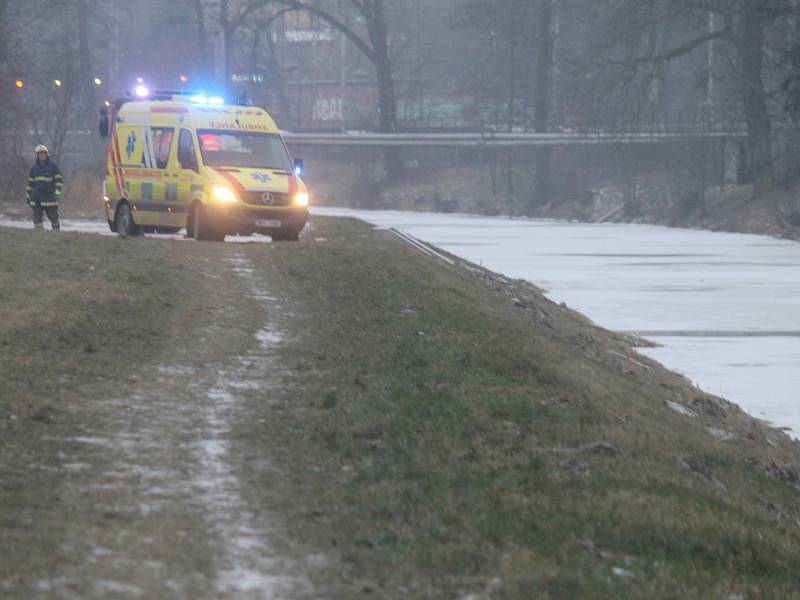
583, 0, 797, 193
533, 0, 555, 205
199, 0, 402, 179
462, 0, 557, 209
271, 0, 402, 179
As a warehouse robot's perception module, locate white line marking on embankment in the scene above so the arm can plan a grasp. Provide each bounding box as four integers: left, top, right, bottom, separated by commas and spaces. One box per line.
389, 227, 455, 264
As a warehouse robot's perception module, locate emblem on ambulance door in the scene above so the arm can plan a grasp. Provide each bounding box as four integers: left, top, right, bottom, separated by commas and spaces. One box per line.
251, 172, 271, 183
126, 132, 137, 159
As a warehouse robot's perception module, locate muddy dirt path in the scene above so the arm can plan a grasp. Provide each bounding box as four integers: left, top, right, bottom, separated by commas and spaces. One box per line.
2, 246, 314, 599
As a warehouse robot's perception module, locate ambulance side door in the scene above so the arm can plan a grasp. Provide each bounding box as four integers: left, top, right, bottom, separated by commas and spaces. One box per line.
144, 127, 178, 227
176, 128, 203, 226
114, 125, 145, 203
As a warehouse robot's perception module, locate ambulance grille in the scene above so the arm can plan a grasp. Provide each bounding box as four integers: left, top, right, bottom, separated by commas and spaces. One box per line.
241, 191, 292, 207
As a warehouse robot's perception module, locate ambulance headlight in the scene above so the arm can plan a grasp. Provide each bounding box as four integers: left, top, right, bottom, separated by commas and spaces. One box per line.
213, 185, 237, 203
293, 192, 309, 207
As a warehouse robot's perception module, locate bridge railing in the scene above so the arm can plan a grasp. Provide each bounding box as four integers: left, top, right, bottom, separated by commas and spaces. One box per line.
283, 130, 747, 148
285, 106, 748, 136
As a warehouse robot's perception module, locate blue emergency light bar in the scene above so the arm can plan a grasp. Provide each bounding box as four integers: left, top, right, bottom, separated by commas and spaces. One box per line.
122, 86, 248, 107
129, 85, 225, 102
189, 95, 225, 105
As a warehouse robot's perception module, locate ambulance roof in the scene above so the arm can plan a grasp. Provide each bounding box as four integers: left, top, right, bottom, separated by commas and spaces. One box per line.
116, 99, 281, 133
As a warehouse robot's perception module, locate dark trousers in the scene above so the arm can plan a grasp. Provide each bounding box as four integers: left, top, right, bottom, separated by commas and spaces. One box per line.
32, 204, 60, 230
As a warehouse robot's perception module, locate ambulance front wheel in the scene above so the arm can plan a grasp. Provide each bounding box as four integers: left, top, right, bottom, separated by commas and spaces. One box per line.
115, 203, 142, 238
190, 205, 225, 242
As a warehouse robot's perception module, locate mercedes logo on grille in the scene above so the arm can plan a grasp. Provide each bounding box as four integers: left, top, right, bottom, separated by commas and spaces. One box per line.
262, 192, 275, 205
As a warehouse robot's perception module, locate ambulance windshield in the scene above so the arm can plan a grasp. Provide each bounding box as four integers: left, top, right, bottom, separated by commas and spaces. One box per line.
197, 130, 293, 170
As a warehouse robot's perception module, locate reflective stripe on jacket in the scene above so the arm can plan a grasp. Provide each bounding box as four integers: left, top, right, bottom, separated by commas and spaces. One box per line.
27, 159, 63, 206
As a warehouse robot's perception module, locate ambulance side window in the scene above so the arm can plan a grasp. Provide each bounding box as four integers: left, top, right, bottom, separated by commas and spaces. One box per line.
148, 127, 174, 170
178, 129, 198, 172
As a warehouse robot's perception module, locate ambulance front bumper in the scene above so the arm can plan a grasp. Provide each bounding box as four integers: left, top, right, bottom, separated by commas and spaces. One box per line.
206, 204, 309, 234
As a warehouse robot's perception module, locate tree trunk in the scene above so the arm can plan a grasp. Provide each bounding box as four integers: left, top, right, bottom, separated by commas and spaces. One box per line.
194, 0, 210, 74
76, 0, 96, 130
220, 0, 231, 89
507, 36, 517, 133
533, 0, 553, 134
532, 0, 554, 210
366, 0, 402, 181
739, 2, 773, 192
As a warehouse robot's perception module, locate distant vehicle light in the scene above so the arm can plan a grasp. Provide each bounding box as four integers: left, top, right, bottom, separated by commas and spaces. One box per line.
14, 79, 24, 89
294, 192, 309, 207
135, 85, 150, 98
136, 76, 144, 84
213, 185, 237, 203
179, 75, 189, 83
54, 79, 62, 87
93, 77, 103, 86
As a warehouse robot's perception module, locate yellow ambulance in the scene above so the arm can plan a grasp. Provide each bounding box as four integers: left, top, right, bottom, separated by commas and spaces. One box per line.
99, 91, 309, 241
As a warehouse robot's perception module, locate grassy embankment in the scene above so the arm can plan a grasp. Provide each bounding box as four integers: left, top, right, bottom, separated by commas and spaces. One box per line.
0, 227, 211, 422
0, 227, 274, 593
3, 219, 800, 598
253, 217, 800, 598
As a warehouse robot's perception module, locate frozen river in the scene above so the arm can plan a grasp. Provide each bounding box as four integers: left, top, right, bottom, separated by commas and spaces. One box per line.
314, 207, 800, 436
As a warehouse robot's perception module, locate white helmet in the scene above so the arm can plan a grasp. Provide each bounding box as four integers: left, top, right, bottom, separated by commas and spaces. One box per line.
34, 144, 49, 156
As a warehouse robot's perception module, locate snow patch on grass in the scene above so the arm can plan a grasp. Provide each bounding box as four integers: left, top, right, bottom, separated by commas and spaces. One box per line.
182, 254, 310, 597
667, 401, 697, 417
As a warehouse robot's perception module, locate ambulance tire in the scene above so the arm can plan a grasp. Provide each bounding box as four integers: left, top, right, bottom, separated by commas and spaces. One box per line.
115, 203, 142, 238
191, 205, 224, 242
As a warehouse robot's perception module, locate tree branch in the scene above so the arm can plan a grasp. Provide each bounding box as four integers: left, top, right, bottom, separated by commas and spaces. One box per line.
272, 0, 376, 62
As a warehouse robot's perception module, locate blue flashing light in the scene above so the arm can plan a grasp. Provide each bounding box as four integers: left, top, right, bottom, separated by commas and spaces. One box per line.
294, 165, 303, 176
135, 85, 150, 98
189, 94, 226, 105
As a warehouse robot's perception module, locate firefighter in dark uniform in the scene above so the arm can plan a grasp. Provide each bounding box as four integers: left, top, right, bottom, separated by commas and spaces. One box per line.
27, 144, 63, 230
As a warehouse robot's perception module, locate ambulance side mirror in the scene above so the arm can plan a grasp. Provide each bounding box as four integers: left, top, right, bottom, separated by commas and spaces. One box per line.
293, 158, 304, 176
99, 108, 109, 139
